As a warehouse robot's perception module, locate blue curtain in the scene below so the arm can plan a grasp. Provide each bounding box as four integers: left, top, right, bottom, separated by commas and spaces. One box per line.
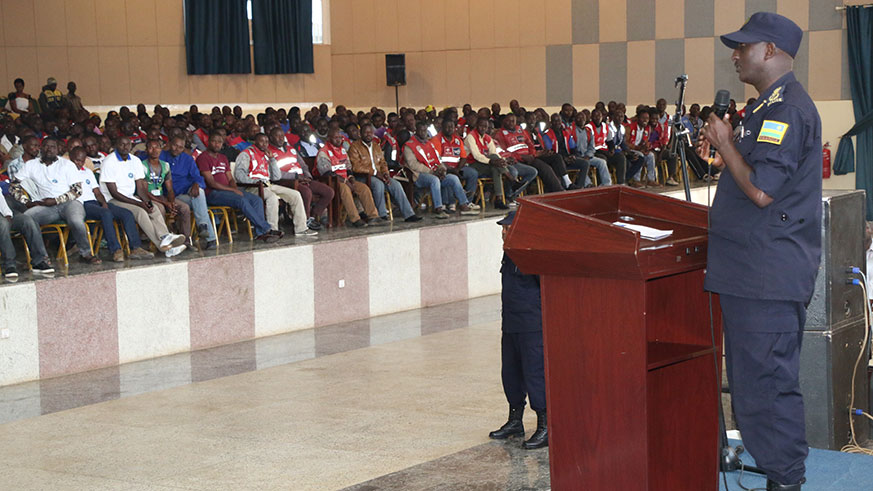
832, 6, 873, 218
251, 0, 314, 75
185, 0, 252, 75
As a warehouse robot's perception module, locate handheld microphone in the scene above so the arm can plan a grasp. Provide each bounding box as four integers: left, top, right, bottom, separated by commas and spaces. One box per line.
709, 90, 730, 160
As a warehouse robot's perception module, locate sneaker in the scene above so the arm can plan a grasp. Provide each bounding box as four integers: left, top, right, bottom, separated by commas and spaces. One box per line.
306, 217, 322, 231
646, 180, 660, 188
80, 254, 102, 265
112, 250, 125, 263
3, 267, 18, 280
128, 247, 155, 260
296, 228, 318, 237
433, 208, 450, 220
32, 261, 55, 275
203, 240, 217, 250
665, 178, 679, 186
158, 233, 185, 252
164, 244, 186, 258
269, 229, 285, 239
404, 215, 423, 223
256, 232, 280, 243
380, 215, 391, 221
629, 180, 645, 188
349, 219, 367, 228
508, 200, 518, 208
467, 203, 481, 211
446, 204, 457, 213
459, 204, 479, 215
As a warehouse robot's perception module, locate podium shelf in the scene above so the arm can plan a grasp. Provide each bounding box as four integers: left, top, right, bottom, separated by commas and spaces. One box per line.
647, 341, 715, 371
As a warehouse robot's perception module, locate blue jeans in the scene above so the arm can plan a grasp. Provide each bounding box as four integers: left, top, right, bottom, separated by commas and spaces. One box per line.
582, 156, 611, 186
429, 173, 469, 207
23, 201, 93, 258
457, 166, 478, 199
369, 176, 415, 219
82, 200, 142, 252
176, 192, 216, 241
206, 189, 271, 236
508, 163, 537, 198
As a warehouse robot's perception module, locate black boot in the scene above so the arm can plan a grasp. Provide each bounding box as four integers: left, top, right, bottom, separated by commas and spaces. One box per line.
767, 478, 805, 490
522, 410, 548, 449
489, 407, 525, 439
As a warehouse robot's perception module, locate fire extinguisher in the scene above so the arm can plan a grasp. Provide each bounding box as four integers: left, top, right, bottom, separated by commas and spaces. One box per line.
822, 142, 831, 179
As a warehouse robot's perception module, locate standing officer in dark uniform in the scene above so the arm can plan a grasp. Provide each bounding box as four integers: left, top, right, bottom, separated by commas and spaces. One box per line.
488, 210, 548, 450
698, 12, 821, 491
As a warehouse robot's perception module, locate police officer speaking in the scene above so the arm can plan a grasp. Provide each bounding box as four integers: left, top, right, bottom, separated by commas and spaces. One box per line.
698, 12, 822, 491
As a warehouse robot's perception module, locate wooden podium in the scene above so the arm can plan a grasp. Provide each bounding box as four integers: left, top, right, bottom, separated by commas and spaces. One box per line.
505, 186, 722, 490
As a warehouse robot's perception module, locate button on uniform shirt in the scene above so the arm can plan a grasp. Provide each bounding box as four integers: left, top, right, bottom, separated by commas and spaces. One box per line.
76, 167, 99, 202
100, 151, 145, 201
706, 71, 822, 305
15, 156, 82, 201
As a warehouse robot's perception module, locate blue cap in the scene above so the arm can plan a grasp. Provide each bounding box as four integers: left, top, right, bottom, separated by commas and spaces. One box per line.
497, 210, 516, 225
720, 12, 803, 58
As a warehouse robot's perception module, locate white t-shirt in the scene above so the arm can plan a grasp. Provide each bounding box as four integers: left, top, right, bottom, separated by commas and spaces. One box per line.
0, 193, 12, 218
15, 157, 82, 201
100, 152, 145, 201
76, 167, 99, 203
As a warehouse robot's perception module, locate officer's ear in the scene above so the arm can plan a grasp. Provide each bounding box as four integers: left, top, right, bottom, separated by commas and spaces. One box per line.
763, 42, 779, 61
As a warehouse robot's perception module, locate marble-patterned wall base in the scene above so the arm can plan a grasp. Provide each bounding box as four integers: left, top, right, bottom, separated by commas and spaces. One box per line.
0, 218, 503, 386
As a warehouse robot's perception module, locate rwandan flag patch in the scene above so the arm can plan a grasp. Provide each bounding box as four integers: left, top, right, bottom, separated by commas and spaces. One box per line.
757, 120, 789, 145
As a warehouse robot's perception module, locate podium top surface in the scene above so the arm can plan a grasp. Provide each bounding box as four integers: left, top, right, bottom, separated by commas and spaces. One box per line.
504, 186, 711, 280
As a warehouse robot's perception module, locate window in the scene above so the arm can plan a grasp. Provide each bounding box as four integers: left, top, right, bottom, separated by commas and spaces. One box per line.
246, 0, 323, 44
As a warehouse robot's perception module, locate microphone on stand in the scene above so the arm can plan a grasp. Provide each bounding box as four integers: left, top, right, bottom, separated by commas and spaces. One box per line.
709, 90, 731, 161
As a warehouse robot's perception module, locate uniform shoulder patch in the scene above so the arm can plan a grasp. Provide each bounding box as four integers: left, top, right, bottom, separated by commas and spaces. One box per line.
757, 120, 789, 145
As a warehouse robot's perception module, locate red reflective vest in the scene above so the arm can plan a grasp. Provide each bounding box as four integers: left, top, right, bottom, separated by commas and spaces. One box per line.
585, 122, 609, 151
268, 144, 303, 175
405, 137, 441, 171
495, 128, 534, 158
431, 133, 465, 168
626, 121, 650, 149
543, 127, 574, 153
244, 146, 271, 180
466, 130, 500, 162
318, 143, 350, 178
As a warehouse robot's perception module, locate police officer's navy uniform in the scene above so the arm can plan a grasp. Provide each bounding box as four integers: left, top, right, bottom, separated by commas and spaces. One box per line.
708, 13, 822, 489
489, 211, 548, 449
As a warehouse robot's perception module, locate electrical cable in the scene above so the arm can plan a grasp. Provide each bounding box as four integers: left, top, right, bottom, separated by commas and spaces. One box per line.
840, 271, 873, 456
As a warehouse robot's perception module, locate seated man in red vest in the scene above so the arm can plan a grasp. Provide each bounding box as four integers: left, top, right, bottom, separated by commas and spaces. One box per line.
268, 126, 332, 231
542, 113, 591, 188
316, 128, 379, 228
233, 133, 316, 237
495, 114, 563, 193
464, 116, 536, 209
429, 119, 478, 204
404, 120, 480, 219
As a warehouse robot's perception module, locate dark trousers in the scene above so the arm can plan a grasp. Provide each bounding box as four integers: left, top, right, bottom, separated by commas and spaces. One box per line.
296, 180, 334, 218
82, 200, 142, 252
721, 294, 808, 485
564, 155, 590, 186
525, 158, 563, 193
501, 331, 547, 412
681, 143, 709, 179
596, 150, 626, 184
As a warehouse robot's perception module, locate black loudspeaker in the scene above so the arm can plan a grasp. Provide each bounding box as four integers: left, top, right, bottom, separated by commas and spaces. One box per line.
386, 53, 406, 87
799, 189, 870, 450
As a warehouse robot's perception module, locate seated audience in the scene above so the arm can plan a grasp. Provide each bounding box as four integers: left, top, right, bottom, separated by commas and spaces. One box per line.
100, 136, 187, 256
12, 137, 101, 264
542, 113, 591, 188
142, 139, 194, 246
1, 188, 55, 277
234, 132, 315, 237
317, 127, 379, 228
348, 123, 421, 223
69, 146, 153, 262
625, 107, 657, 188
403, 121, 478, 219
160, 136, 218, 249
430, 119, 478, 203
464, 116, 536, 209
495, 114, 563, 193
267, 127, 330, 231
197, 131, 278, 243
575, 110, 613, 186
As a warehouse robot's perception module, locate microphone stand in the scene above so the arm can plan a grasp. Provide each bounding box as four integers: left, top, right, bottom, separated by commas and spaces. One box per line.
670, 75, 768, 483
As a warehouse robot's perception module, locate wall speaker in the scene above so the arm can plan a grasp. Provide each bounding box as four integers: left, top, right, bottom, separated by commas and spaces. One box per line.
386, 54, 406, 87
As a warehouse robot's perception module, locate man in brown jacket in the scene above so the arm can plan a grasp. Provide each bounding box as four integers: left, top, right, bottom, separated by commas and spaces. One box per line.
348, 123, 421, 223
